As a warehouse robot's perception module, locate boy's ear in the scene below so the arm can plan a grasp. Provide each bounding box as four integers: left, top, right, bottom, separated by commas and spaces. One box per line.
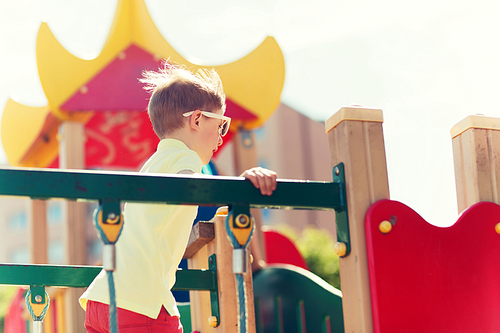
189, 110, 202, 131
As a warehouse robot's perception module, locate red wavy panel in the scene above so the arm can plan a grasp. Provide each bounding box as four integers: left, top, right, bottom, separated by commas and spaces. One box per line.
365, 199, 500, 333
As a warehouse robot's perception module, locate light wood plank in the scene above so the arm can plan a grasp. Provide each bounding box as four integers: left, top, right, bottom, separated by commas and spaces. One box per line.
184, 222, 215, 259
59, 121, 86, 333
232, 129, 267, 271
30, 199, 48, 264
188, 211, 256, 333
326, 106, 390, 333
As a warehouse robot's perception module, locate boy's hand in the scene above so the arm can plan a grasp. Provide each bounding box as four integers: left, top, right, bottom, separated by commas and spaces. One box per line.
240, 167, 277, 196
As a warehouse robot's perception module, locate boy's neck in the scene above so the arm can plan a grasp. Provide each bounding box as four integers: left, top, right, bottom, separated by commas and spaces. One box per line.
162, 128, 195, 151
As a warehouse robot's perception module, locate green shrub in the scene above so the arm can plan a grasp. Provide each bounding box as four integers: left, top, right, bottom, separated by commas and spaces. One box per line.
275, 225, 341, 290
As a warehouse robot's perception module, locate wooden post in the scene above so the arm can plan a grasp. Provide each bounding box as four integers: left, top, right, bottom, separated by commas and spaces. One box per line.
187, 244, 212, 332
59, 121, 87, 333
451, 115, 500, 211
232, 129, 267, 270
325, 106, 390, 333
185, 222, 214, 332
187, 210, 256, 333
29, 200, 48, 264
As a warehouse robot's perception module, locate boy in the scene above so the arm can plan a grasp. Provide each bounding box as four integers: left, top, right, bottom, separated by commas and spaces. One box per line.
80, 63, 277, 332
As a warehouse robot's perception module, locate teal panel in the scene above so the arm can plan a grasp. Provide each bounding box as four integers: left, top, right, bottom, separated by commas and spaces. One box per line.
177, 303, 192, 332
254, 266, 344, 333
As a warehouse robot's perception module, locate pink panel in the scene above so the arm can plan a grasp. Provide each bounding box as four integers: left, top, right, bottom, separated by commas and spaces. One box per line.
61, 43, 258, 123
365, 200, 500, 333
62, 44, 159, 111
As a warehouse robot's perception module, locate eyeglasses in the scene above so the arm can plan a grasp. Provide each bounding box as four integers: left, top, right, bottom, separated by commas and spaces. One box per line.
183, 110, 231, 137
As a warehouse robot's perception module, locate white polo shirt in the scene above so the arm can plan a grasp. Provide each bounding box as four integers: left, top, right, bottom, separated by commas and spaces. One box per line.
80, 139, 203, 319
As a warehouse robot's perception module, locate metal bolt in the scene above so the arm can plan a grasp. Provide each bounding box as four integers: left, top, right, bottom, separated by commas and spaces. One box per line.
334, 167, 340, 176
35, 295, 42, 303
238, 215, 248, 224
108, 212, 117, 220
379, 220, 393, 234
235, 214, 250, 228
208, 316, 218, 328
334, 242, 347, 257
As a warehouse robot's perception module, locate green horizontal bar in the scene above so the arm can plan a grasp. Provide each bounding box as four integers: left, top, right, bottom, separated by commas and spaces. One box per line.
0, 264, 215, 291
173, 269, 216, 291
0, 167, 340, 211
0, 264, 101, 288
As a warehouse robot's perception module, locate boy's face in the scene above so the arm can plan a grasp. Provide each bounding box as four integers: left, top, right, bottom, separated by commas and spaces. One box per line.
195, 108, 225, 165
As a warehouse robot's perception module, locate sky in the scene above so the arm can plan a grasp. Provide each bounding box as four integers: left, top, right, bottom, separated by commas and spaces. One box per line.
1, 0, 500, 226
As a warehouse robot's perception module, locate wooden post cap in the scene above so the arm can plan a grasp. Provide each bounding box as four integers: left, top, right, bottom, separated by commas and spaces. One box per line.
325, 106, 383, 133
450, 114, 500, 139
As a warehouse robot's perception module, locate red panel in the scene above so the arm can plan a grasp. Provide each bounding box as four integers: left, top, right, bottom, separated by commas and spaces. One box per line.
225, 99, 258, 120
84, 110, 158, 170
365, 200, 500, 333
47, 110, 232, 170
57, 43, 255, 169
4, 288, 27, 333
264, 229, 309, 270
82, 110, 236, 169
62, 44, 160, 111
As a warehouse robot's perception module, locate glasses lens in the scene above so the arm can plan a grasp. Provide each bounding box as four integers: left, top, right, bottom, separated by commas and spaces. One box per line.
221, 121, 229, 137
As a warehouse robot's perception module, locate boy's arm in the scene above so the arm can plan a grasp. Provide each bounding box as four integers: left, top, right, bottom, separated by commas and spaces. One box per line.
177, 170, 196, 175
177, 167, 277, 196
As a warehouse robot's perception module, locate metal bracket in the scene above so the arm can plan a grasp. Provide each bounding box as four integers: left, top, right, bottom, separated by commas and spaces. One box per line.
227, 204, 254, 248
209, 254, 220, 327
30, 285, 45, 304
240, 130, 254, 149
333, 163, 351, 257
94, 200, 123, 245
100, 200, 121, 226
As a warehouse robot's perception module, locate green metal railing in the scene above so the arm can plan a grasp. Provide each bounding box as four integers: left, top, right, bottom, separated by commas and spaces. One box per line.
0, 167, 343, 209
0, 263, 215, 290
0, 164, 348, 331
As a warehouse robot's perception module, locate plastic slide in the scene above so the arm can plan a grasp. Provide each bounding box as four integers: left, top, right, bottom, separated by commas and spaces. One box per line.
253, 264, 343, 333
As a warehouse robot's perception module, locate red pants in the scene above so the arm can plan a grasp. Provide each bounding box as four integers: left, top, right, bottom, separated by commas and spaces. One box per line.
84, 300, 183, 333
